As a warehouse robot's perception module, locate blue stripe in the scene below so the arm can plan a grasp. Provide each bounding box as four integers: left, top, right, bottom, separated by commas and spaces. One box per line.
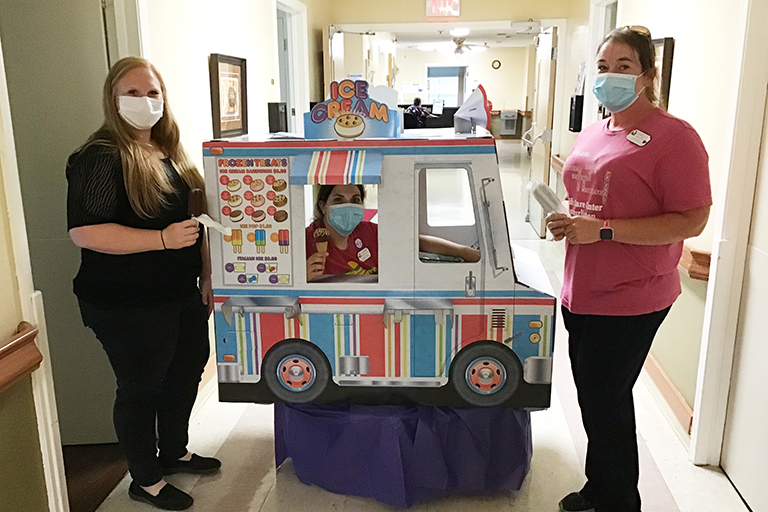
215, 288, 552, 299
205, 145, 496, 158
308, 314, 336, 374
411, 315, 436, 377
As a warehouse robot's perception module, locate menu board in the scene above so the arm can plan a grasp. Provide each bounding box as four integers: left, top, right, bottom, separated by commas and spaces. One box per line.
216, 156, 292, 286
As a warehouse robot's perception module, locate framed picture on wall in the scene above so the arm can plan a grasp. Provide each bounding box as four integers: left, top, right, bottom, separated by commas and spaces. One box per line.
653, 37, 675, 111
209, 54, 248, 138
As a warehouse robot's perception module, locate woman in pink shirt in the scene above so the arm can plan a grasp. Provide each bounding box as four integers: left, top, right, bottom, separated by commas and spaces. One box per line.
546, 26, 711, 512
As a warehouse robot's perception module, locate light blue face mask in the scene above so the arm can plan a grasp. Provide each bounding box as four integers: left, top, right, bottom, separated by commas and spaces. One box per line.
327, 203, 364, 236
592, 72, 645, 113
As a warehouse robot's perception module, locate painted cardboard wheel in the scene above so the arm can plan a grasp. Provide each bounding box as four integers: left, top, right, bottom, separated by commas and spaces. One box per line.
450, 341, 521, 406
263, 339, 331, 403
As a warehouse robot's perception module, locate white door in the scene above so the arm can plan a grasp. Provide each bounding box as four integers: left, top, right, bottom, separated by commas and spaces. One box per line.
525, 27, 558, 238
276, 9, 294, 132
720, 97, 768, 512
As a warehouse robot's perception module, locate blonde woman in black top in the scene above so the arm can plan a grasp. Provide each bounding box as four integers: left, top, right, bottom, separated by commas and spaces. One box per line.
67, 57, 218, 510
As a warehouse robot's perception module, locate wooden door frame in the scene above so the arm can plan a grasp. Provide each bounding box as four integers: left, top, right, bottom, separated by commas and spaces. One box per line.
690, 0, 768, 465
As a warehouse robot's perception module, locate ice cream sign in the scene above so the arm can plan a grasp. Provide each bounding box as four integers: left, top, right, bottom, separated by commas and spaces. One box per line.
304, 80, 400, 140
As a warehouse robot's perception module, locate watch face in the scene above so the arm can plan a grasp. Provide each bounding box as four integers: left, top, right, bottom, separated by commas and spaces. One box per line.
600, 227, 613, 240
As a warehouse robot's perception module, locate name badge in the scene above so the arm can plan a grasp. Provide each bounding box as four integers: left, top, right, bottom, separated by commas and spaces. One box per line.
357, 248, 371, 262
627, 129, 651, 146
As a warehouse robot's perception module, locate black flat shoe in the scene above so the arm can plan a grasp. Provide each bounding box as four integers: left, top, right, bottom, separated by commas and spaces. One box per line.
128, 481, 193, 510
559, 492, 596, 512
162, 453, 222, 475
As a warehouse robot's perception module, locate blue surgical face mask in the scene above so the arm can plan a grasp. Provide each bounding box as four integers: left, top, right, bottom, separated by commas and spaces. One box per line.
592, 72, 645, 113
326, 203, 364, 236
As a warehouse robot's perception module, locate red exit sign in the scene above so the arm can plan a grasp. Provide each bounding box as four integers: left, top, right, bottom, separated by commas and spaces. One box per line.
426, 0, 459, 17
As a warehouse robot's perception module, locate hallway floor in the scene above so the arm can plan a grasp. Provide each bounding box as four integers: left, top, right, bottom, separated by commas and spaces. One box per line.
96, 141, 747, 512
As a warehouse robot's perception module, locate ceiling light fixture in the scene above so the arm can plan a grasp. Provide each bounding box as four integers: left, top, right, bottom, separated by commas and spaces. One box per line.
449, 27, 470, 37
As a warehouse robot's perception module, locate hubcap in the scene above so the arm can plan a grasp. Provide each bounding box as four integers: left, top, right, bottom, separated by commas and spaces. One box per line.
465, 356, 506, 395
277, 355, 316, 392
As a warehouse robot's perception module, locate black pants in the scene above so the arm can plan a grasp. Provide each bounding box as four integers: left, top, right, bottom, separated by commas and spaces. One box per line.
80, 294, 210, 486
561, 305, 670, 512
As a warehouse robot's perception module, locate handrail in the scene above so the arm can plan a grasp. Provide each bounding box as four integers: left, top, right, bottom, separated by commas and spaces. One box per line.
0, 321, 43, 394
678, 244, 711, 281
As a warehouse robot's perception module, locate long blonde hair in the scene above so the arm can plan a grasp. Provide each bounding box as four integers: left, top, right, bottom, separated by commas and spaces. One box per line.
86, 57, 205, 218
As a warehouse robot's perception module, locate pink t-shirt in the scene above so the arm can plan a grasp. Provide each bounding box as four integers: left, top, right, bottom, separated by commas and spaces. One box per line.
306, 220, 378, 276
561, 109, 712, 316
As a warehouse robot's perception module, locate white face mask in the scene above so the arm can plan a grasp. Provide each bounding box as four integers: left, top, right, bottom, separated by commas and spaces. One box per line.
118, 95, 164, 130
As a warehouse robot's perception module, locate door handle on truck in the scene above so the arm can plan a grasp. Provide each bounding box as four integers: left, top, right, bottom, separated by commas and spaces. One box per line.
465, 271, 476, 297
480, 178, 509, 273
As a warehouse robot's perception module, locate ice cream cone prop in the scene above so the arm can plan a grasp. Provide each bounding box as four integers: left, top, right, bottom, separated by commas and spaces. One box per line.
314, 227, 330, 256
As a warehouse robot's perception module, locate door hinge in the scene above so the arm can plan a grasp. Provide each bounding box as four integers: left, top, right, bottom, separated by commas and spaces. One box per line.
551, 47, 558, 61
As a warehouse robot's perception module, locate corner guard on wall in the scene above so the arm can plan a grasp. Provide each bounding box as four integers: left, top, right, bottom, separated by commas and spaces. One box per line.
0, 321, 42, 394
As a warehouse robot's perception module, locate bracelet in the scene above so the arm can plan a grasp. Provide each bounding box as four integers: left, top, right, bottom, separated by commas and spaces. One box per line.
160, 229, 167, 249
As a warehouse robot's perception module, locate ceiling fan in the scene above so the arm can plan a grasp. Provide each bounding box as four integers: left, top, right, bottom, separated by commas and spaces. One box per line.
451, 37, 487, 55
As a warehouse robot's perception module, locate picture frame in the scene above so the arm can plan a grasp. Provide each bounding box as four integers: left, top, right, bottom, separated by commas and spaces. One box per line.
209, 54, 248, 138
652, 37, 675, 111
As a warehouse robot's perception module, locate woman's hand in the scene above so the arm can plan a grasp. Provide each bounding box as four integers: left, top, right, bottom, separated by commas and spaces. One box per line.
545, 213, 570, 241
307, 252, 327, 281
563, 216, 602, 244
162, 219, 199, 249
199, 273, 214, 317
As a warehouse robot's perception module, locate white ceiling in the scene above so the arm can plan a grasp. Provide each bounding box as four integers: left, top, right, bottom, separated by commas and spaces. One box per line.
333, 21, 539, 50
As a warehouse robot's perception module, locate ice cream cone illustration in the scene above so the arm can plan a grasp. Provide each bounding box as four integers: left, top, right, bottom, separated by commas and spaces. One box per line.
314, 227, 330, 256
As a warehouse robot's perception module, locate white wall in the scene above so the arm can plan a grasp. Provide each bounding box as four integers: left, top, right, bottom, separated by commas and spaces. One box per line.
397, 47, 530, 110
618, 1, 743, 253
613, 0, 747, 414
145, 0, 282, 169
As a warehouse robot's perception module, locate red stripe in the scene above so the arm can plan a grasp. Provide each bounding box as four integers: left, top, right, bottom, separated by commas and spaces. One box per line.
260, 313, 285, 355
293, 316, 301, 338
461, 315, 487, 344
204, 138, 495, 150
394, 323, 401, 377
359, 315, 385, 377
214, 296, 229, 303
326, 151, 350, 184
455, 298, 555, 305
300, 298, 386, 305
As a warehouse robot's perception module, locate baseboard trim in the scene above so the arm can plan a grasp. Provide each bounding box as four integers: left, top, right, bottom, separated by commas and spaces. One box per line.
643, 353, 694, 435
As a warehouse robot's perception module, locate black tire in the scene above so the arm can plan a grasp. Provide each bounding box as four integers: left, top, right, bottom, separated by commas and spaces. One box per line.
449, 341, 522, 407
262, 339, 331, 403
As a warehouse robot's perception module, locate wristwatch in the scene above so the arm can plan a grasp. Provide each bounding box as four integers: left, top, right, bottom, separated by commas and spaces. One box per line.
600, 219, 613, 241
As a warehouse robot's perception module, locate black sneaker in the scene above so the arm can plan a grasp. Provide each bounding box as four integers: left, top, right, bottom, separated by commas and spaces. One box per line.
559, 492, 596, 512
161, 453, 222, 475
128, 481, 193, 510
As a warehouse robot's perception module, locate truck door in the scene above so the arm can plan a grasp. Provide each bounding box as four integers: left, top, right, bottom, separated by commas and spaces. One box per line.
414, 165, 486, 377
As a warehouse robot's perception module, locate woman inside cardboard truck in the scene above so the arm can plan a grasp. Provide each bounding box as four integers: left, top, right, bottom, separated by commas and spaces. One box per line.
306, 184, 481, 281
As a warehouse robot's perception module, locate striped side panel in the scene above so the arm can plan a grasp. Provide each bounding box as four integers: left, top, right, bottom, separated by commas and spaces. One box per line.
411, 315, 435, 377
259, 313, 286, 357
359, 315, 385, 377
307, 314, 336, 375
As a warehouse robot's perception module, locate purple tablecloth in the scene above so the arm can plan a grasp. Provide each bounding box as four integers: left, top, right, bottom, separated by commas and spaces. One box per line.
274, 404, 532, 508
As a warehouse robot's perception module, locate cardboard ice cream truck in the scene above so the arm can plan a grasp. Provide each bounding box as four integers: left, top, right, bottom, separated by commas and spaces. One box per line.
203, 81, 556, 409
